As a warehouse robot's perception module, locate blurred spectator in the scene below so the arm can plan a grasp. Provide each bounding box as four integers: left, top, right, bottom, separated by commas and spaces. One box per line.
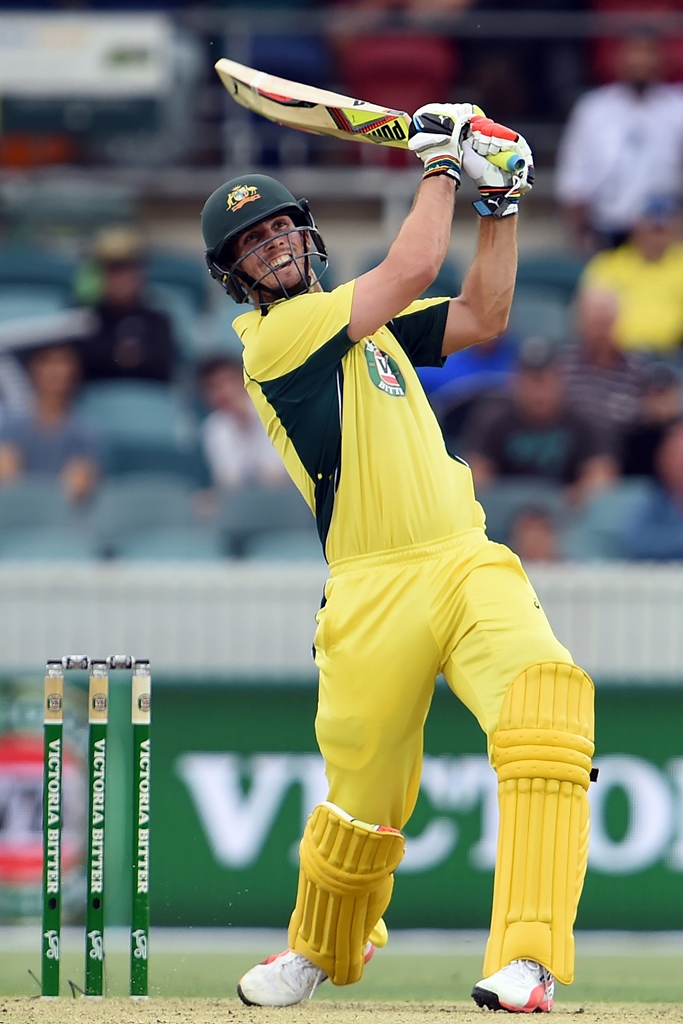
620, 418, 683, 559
197, 353, 287, 489
0, 344, 101, 503
579, 196, 683, 357
326, 0, 469, 166
461, 335, 620, 505
417, 331, 518, 445
77, 227, 178, 383
622, 360, 683, 477
555, 31, 683, 256
509, 506, 565, 564
561, 286, 683, 476
562, 287, 646, 438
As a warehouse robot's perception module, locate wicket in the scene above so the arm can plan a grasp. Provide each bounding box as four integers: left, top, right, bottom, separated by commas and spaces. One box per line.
41, 655, 152, 999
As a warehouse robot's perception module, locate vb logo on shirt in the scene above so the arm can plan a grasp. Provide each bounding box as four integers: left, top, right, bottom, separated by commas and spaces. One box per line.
364, 341, 406, 397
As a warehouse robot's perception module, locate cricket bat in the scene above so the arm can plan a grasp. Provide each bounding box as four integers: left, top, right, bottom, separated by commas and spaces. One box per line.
214, 58, 525, 173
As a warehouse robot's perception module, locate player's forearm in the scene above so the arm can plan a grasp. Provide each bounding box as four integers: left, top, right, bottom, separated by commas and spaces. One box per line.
385, 174, 456, 288
348, 174, 457, 341
459, 216, 517, 337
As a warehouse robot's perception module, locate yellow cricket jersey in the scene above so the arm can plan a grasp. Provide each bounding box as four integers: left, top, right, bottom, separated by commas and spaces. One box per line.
233, 280, 484, 564
581, 241, 683, 353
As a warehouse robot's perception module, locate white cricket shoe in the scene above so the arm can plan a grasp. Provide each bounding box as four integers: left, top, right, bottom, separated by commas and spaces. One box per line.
237, 942, 376, 1006
471, 958, 555, 1013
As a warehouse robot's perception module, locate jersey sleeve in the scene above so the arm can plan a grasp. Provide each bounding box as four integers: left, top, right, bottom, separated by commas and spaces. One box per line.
388, 297, 449, 367
235, 281, 356, 381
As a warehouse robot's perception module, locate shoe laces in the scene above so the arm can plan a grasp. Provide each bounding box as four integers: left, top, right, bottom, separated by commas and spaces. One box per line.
280, 951, 327, 999
513, 959, 554, 996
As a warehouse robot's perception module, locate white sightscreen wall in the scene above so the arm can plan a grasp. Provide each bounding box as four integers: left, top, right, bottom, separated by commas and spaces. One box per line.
0, 563, 682, 681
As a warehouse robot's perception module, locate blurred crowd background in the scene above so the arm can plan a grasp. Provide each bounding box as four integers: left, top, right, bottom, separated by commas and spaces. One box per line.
0, 0, 683, 565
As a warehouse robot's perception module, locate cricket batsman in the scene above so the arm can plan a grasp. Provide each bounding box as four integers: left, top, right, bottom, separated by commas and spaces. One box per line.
201, 104, 595, 1013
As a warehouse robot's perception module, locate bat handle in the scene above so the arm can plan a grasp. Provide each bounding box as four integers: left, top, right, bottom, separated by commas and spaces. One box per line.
487, 150, 525, 174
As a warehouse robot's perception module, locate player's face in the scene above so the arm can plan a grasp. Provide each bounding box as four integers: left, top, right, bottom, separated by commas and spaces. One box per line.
233, 214, 308, 295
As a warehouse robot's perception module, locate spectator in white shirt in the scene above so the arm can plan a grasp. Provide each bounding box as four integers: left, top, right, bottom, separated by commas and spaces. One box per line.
197, 353, 287, 489
555, 30, 683, 256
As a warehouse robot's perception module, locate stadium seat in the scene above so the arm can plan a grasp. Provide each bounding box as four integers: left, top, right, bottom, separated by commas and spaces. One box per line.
249, 33, 329, 88
0, 525, 99, 561
0, 245, 76, 300
217, 481, 315, 556
147, 282, 201, 358
76, 380, 204, 480
237, 33, 331, 165
146, 252, 209, 312
146, 251, 210, 316
0, 479, 95, 560
88, 473, 201, 557
336, 34, 458, 167
589, 0, 683, 84
0, 479, 75, 530
477, 478, 567, 546
0, 288, 69, 323
509, 288, 571, 345
515, 255, 586, 304
77, 380, 191, 444
243, 527, 326, 563
116, 525, 225, 562
563, 478, 654, 561
422, 262, 462, 301
358, 253, 462, 300
106, 444, 207, 482
194, 299, 245, 359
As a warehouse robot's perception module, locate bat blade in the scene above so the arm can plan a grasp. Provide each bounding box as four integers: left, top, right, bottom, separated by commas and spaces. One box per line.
214, 58, 411, 149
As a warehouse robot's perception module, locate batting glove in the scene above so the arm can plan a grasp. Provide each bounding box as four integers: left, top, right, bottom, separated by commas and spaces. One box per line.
408, 102, 482, 187
462, 115, 534, 218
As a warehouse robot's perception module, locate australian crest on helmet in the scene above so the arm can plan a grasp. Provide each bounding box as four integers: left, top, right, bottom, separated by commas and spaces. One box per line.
226, 183, 261, 213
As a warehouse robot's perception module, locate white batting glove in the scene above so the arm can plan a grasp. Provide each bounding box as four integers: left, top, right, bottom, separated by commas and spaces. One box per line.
408, 102, 482, 187
462, 115, 534, 218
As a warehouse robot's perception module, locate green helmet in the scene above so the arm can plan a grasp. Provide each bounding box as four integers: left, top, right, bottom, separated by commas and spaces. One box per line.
201, 173, 327, 304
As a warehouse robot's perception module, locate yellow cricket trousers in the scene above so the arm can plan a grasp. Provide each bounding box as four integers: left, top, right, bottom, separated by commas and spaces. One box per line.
313, 527, 573, 829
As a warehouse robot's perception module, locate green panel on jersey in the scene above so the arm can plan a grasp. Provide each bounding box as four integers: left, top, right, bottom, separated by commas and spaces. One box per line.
258, 325, 353, 547
390, 301, 449, 367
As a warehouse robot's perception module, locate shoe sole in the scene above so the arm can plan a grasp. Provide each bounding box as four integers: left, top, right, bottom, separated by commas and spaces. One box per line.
471, 985, 551, 1013
236, 943, 374, 1008
237, 983, 258, 1007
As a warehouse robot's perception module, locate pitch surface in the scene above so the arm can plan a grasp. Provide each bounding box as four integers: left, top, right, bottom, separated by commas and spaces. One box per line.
2, 1002, 683, 1024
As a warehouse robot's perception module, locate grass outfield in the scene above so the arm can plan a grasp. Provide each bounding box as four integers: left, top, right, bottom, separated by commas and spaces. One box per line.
2, 945, 683, 1003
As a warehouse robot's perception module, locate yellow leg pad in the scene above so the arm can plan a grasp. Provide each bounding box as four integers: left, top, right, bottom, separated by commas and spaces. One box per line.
288, 802, 405, 986
484, 662, 594, 986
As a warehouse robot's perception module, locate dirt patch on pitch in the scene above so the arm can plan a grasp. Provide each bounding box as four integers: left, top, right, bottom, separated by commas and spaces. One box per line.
2, 1000, 683, 1024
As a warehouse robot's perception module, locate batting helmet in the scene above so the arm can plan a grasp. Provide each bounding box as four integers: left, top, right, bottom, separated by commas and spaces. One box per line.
201, 173, 328, 304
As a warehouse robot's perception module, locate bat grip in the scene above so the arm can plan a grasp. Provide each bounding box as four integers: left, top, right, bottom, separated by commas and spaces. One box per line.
487, 150, 525, 174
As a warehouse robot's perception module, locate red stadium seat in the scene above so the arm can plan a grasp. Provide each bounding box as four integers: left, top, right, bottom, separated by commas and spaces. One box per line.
591, 36, 683, 83
336, 34, 459, 167
588, 1, 683, 83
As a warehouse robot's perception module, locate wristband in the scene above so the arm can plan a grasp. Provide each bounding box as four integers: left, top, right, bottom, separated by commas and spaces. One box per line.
473, 186, 520, 218
422, 154, 461, 185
